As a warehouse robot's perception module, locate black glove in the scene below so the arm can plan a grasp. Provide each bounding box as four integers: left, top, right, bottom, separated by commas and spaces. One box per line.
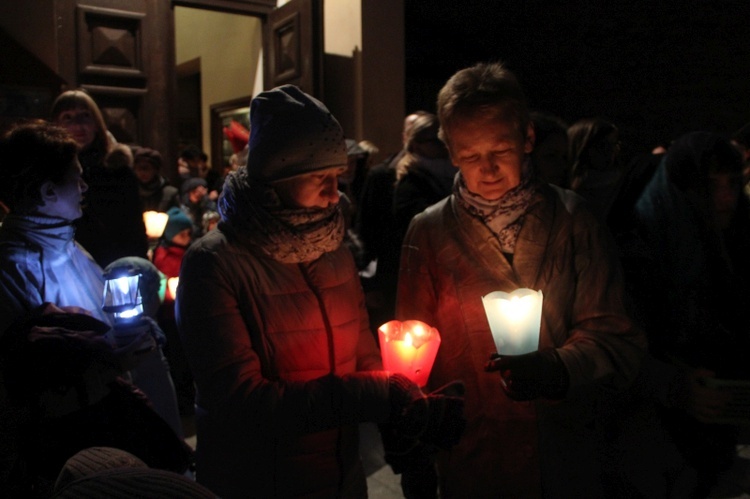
484, 348, 569, 401
388, 374, 466, 450
378, 422, 438, 498
378, 421, 423, 473
142, 315, 167, 347
400, 452, 438, 499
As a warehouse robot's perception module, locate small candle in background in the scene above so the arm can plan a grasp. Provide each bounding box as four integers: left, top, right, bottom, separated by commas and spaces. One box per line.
167, 277, 179, 301
143, 211, 169, 239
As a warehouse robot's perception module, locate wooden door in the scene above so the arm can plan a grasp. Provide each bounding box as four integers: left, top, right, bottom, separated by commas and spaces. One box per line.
266, 0, 323, 98
52, 0, 323, 179
54, 0, 177, 179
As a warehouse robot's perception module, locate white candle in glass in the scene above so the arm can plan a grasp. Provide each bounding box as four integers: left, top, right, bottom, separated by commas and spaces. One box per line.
482, 288, 543, 356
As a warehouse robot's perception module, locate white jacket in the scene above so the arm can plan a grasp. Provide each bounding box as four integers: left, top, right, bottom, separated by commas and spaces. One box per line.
0, 214, 110, 337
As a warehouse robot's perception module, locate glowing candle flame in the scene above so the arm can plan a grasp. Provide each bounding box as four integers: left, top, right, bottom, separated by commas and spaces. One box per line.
482, 289, 543, 356
378, 320, 441, 388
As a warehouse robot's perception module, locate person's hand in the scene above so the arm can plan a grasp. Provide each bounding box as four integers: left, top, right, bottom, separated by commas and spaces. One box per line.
379, 424, 438, 497
0, 303, 121, 399
485, 348, 569, 401
177, 158, 189, 176
28, 302, 110, 335
388, 374, 466, 450
141, 315, 167, 347
111, 325, 156, 371
379, 421, 422, 474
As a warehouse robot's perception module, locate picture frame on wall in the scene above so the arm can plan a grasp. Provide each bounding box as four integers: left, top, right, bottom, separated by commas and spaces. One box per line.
266, 0, 322, 97
210, 96, 251, 171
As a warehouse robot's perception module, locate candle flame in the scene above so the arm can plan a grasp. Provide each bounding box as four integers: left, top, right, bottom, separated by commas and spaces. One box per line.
482, 288, 543, 356
497, 295, 536, 323
377, 319, 441, 388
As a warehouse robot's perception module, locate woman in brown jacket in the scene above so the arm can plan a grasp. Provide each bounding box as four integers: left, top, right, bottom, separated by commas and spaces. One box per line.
176, 85, 464, 498
396, 62, 646, 498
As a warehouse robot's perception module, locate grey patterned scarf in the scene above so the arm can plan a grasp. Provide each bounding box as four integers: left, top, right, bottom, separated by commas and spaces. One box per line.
218, 167, 344, 263
454, 160, 539, 253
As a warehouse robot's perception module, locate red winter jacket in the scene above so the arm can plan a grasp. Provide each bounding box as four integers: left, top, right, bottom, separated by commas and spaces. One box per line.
176, 226, 391, 499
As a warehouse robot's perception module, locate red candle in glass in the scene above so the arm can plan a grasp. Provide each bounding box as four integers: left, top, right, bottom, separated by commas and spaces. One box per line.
378, 320, 441, 388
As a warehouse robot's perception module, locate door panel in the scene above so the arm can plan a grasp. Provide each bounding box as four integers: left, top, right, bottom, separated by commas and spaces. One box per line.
266, 0, 323, 97
55, 0, 176, 179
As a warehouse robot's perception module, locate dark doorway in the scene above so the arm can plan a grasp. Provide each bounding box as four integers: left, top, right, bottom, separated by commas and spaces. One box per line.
176, 61, 202, 152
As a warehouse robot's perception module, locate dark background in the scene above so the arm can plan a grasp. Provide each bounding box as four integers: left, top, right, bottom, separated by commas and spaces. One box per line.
404, 0, 749, 160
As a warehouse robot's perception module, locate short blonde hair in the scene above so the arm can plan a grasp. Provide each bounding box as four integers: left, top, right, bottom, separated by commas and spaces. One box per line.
437, 62, 529, 146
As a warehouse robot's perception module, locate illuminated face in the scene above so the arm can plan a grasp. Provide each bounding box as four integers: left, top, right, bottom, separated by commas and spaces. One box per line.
56, 107, 97, 150
41, 159, 88, 221
446, 108, 534, 201
273, 166, 346, 209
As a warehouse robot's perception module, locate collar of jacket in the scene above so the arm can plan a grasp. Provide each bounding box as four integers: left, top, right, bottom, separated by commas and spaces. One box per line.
452, 184, 560, 290
0, 213, 76, 252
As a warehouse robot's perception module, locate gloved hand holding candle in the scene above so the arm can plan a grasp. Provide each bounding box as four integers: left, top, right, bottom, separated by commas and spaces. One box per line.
485, 349, 569, 401
482, 288, 569, 400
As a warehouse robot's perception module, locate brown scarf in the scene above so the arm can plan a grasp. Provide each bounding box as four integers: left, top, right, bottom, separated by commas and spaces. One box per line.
218, 167, 344, 263
454, 160, 539, 253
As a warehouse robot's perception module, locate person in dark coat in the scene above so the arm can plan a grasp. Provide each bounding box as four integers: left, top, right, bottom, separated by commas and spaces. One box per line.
51, 89, 148, 268
373, 113, 456, 336
630, 131, 750, 497
133, 147, 180, 213
355, 111, 429, 334
180, 178, 215, 240
175, 85, 465, 499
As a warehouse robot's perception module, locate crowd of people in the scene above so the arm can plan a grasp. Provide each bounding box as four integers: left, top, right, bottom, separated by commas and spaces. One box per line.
0, 59, 749, 498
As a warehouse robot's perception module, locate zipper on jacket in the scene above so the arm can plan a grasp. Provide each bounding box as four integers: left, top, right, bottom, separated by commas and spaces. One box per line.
298, 261, 348, 494
298, 263, 336, 374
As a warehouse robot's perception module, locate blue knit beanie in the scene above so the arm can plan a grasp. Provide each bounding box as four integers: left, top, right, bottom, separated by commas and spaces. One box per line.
162, 207, 193, 242
246, 85, 347, 182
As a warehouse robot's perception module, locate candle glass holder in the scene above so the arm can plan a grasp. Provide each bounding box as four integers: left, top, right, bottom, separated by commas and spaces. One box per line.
482, 288, 542, 356
102, 265, 150, 349
378, 320, 441, 388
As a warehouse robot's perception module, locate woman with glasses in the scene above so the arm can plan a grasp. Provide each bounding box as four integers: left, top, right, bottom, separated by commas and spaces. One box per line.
51, 89, 148, 268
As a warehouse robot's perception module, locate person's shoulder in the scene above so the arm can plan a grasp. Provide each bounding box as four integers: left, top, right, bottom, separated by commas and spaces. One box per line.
0, 230, 39, 260
185, 226, 227, 254
366, 160, 397, 181
539, 184, 608, 240
407, 196, 453, 233
545, 183, 586, 214
418, 195, 452, 218
185, 224, 256, 261
0, 234, 43, 293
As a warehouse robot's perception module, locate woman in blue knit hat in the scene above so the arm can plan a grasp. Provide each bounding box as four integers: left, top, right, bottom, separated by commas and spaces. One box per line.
176, 85, 466, 498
